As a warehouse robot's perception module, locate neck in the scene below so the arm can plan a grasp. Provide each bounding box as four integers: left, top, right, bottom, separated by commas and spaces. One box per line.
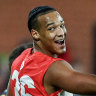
32, 41, 58, 58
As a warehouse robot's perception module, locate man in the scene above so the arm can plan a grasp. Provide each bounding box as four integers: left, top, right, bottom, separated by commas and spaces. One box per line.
7, 6, 96, 96
7, 43, 72, 96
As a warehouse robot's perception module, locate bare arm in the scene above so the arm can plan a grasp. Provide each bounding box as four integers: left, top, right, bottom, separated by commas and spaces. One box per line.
7, 78, 13, 96
44, 60, 96, 95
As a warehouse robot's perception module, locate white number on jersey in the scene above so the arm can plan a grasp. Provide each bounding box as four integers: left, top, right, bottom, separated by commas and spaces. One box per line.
12, 70, 35, 96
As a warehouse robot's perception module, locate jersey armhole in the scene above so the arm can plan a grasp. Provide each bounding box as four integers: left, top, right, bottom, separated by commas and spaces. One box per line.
41, 58, 63, 95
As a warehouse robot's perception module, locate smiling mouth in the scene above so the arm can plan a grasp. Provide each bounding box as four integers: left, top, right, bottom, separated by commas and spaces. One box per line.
54, 39, 64, 45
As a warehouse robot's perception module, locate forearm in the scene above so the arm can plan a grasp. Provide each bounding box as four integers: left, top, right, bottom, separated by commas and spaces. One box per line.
72, 71, 96, 95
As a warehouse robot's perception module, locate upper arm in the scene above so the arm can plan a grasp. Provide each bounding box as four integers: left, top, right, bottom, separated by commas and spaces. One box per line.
46, 60, 76, 92
45, 60, 96, 94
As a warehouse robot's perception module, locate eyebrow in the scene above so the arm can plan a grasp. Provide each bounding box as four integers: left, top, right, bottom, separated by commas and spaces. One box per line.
46, 22, 55, 27
46, 19, 64, 27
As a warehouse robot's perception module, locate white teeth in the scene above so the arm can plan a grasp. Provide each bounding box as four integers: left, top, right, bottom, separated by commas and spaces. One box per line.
55, 40, 64, 44
58, 40, 63, 42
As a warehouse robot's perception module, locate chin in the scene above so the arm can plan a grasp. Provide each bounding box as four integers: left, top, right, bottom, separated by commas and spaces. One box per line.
56, 50, 66, 55
52, 47, 66, 55
59, 47, 66, 54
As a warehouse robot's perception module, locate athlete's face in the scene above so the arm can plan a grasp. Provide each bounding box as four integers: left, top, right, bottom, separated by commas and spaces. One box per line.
37, 11, 67, 55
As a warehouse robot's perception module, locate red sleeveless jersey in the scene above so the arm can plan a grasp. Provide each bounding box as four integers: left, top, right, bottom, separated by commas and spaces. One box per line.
10, 48, 63, 96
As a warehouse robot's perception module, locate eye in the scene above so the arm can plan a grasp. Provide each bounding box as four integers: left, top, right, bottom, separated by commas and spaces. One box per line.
48, 27, 55, 31
60, 24, 64, 28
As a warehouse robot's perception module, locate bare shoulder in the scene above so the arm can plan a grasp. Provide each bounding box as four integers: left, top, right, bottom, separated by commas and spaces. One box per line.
47, 60, 74, 79
52, 60, 73, 71
44, 60, 75, 90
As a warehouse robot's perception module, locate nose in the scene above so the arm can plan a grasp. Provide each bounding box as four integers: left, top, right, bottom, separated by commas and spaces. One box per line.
57, 26, 67, 38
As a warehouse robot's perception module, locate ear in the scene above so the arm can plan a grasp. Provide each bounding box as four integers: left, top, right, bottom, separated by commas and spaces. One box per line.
31, 29, 40, 41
